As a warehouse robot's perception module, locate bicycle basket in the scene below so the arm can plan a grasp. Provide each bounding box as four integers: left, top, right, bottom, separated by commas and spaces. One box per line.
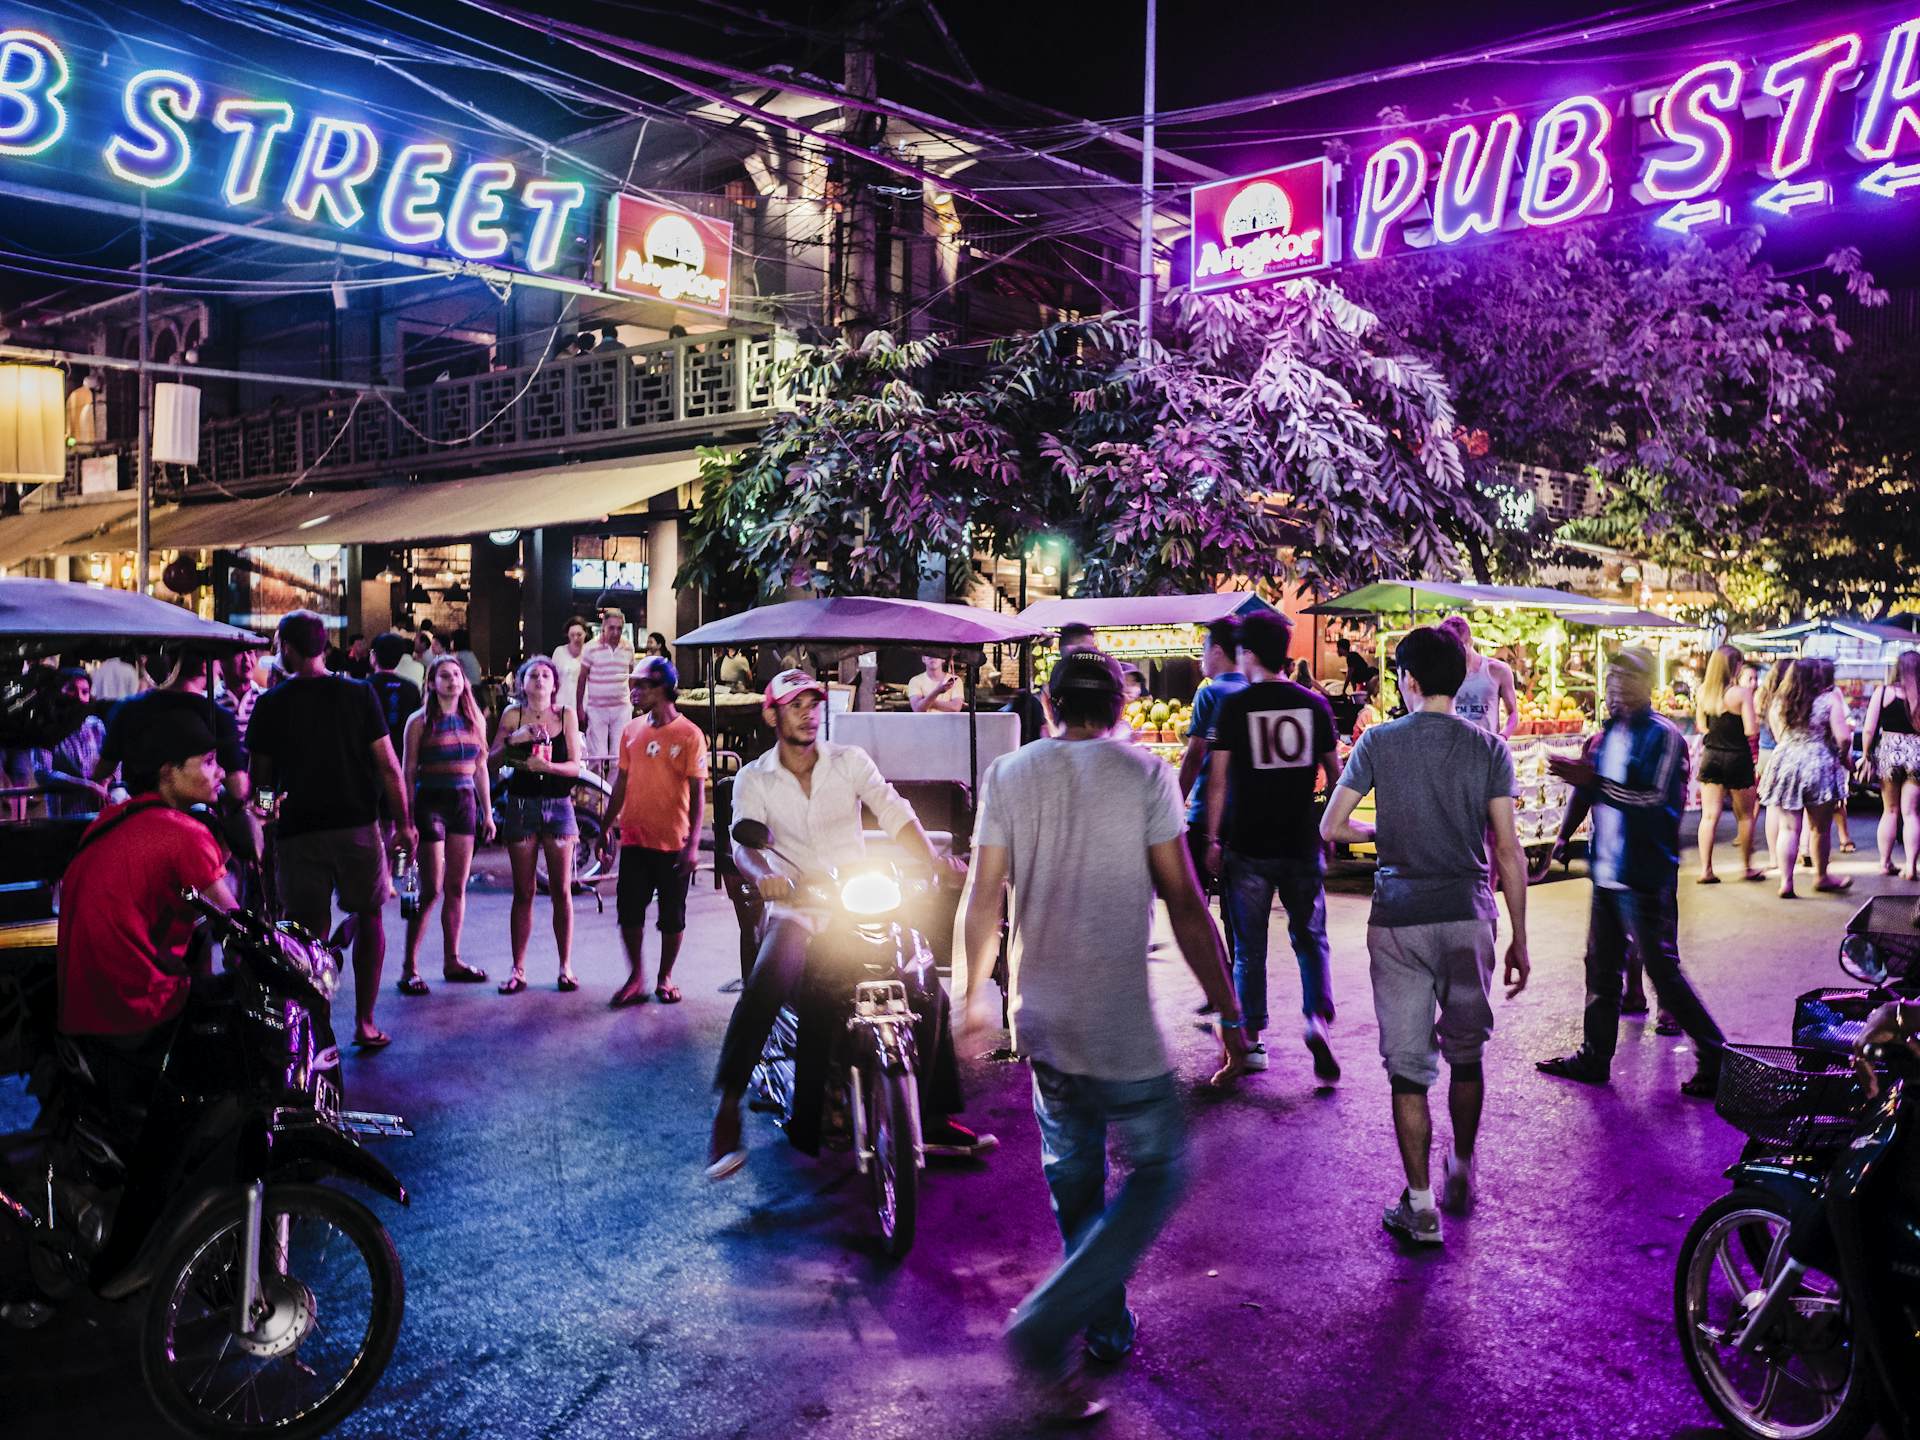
1714, 1044, 1872, 1151
1792, 987, 1886, 1056
1844, 896, 1920, 984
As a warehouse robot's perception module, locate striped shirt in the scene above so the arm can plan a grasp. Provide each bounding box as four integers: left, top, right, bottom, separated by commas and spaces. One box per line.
579, 638, 635, 710
416, 710, 484, 790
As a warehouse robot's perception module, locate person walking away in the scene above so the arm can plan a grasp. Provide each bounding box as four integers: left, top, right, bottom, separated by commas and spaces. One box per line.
1757, 658, 1853, 898
550, 618, 590, 713
247, 611, 414, 1049
603, 657, 706, 1008
908, 654, 967, 713
94, 647, 249, 808
1753, 658, 1789, 864
1694, 644, 1762, 884
1321, 627, 1530, 1244
492, 657, 583, 992
366, 633, 422, 857
576, 609, 635, 778
1536, 648, 1727, 1097
90, 650, 145, 702
1177, 618, 1247, 982
394, 655, 494, 995
450, 629, 483, 691
1861, 651, 1920, 879
1438, 615, 1517, 737
1202, 611, 1341, 1080
960, 649, 1247, 1421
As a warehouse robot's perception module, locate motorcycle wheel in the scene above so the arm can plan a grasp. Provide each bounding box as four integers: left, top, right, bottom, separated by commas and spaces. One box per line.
866, 1067, 919, 1261
140, 1182, 404, 1440
1673, 1188, 1873, 1440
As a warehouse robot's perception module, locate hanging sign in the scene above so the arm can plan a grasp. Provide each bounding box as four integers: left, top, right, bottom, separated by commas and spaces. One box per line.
1189, 158, 1335, 292
602, 195, 733, 315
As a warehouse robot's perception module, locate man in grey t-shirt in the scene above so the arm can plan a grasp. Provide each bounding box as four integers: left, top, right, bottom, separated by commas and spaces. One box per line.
962, 650, 1246, 1424
1322, 626, 1530, 1247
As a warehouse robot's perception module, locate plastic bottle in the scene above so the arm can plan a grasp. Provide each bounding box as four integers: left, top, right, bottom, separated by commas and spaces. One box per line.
397, 849, 420, 921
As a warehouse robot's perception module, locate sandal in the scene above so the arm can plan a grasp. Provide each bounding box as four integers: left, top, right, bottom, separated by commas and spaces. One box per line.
498, 973, 527, 995
1840, 841, 1858, 854
654, 982, 683, 1004
557, 974, 580, 993
1814, 875, 1854, 893
1744, 870, 1767, 882
1536, 1052, 1609, 1085
443, 960, 489, 984
608, 988, 651, 1009
352, 1030, 392, 1051
396, 974, 430, 997
1695, 874, 1719, 885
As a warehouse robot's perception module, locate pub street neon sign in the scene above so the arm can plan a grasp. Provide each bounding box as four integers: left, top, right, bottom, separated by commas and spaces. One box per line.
1190, 12, 1920, 287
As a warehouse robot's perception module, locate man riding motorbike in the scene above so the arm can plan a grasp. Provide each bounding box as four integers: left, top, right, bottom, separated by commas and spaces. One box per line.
706, 669, 996, 1180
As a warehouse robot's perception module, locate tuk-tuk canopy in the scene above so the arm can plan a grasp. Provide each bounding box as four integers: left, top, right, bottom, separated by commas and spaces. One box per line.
674, 596, 1044, 660
1016, 592, 1275, 630
0, 577, 266, 655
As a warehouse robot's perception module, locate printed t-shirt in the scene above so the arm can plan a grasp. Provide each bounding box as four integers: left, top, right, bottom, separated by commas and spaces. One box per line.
367, 671, 423, 751
1209, 679, 1338, 860
57, 800, 226, 1036
617, 712, 709, 851
246, 675, 389, 838
579, 638, 635, 710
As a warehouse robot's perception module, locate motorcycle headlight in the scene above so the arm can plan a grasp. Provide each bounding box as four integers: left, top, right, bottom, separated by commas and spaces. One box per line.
274, 927, 341, 999
839, 870, 903, 918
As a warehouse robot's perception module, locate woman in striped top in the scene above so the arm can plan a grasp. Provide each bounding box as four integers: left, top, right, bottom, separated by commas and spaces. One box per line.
396, 654, 496, 995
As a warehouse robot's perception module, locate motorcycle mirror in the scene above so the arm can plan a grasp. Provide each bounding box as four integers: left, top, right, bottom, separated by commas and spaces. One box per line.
1839, 932, 1889, 986
732, 819, 772, 849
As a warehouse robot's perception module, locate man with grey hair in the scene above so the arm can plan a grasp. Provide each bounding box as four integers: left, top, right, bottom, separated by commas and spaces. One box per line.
1537, 647, 1725, 1098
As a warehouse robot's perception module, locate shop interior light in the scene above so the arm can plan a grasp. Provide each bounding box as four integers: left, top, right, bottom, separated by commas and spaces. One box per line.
373, 564, 402, 584
488, 529, 520, 546
406, 581, 431, 604
443, 581, 470, 603
305, 543, 340, 561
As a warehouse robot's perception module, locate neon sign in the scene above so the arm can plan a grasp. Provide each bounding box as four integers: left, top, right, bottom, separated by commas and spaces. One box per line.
1189, 157, 1333, 290
1192, 12, 1920, 283
604, 195, 733, 313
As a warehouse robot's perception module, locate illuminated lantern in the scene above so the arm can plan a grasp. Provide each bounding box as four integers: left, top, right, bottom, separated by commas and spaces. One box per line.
0, 363, 65, 482
152, 383, 202, 467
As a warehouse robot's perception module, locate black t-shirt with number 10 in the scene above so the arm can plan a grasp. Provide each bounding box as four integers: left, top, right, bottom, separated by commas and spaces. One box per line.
1210, 679, 1339, 860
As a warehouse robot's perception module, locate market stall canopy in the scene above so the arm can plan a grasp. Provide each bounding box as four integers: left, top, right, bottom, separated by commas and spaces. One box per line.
1559, 609, 1694, 630
1730, 617, 1920, 652
0, 498, 142, 568
676, 597, 1043, 659
1305, 579, 1631, 615
1016, 592, 1275, 629
0, 577, 265, 652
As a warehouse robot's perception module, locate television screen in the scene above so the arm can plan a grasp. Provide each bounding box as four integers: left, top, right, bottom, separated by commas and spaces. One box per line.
570, 558, 606, 591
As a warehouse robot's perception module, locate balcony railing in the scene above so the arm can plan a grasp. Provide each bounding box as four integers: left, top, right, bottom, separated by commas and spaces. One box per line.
170, 326, 794, 495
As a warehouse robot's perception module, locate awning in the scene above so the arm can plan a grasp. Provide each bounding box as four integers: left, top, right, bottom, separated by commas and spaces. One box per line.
1017, 592, 1275, 629
1305, 580, 1629, 615
0, 499, 141, 567
1559, 609, 1696, 630
48, 495, 353, 556
1731, 617, 1920, 652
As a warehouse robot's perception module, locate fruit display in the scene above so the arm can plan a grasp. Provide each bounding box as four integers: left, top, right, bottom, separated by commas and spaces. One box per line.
1124, 696, 1194, 744
1098, 625, 1205, 656
1653, 686, 1691, 719
1514, 693, 1585, 733
1512, 732, 1591, 846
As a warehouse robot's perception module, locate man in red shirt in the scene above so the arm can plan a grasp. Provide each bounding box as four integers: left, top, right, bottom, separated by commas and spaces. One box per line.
58, 711, 234, 1041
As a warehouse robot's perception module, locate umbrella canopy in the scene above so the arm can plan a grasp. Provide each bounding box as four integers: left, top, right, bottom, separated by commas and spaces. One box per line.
1305, 580, 1628, 615
674, 597, 1044, 657
0, 577, 266, 654
1559, 609, 1695, 630
1730, 617, 1920, 652
1016, 592, 1275, 630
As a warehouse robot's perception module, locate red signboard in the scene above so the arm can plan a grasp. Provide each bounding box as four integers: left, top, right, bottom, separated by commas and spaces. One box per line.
1188, 158, 1336, 293
603, 195, 734, 315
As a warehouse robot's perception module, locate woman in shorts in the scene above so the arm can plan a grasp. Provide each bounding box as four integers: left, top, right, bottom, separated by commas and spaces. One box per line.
490, 656, 584, 993
1693, 644, 1760, 884
396, 654, 494, 994
1860, 650, 1920, 880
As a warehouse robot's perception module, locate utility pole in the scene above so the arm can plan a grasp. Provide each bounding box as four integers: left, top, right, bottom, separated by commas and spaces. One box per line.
840, 7, 881, 343
1136, 0, 1157, 359
136, 196, 152, 596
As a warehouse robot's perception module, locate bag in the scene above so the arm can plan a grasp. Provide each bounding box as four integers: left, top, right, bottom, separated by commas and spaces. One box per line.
0, 668, 83, 749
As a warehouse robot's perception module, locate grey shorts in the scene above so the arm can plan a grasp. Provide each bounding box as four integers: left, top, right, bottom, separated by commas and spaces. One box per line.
1367, 919, 1497, 1088
499, 794, 578, 843
276, 823, 391, 936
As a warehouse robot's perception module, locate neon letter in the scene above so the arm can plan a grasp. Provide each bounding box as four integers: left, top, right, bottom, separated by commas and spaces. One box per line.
1644, 60, 1743, 200
0, 30, 68, 157
379, 142, 452, 247
1519, 95, 1614, 228
1762, 33, 1861, 178
1854, 20, 1920, 160
214, 100, 294, 205
1352, 138, 1427, 261
1431, 114, 1522, 244
284, 117, 380, 227
104, 69, 201, 189
447, 161, 515, 260
522, 179, 587, 271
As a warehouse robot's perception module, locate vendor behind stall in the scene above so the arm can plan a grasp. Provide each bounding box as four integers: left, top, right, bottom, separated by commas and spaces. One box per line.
908, 655, 967, 713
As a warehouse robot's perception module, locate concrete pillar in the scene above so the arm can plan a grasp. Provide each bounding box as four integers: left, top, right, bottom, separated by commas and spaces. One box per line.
646, 517, 678, 645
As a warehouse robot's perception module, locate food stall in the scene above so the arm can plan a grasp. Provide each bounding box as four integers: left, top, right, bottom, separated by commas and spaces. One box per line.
1017, 592, 1279, 768
1730, 616, 1920, 706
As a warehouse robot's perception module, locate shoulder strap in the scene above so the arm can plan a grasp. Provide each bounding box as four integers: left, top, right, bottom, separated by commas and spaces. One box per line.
71, 796, 171, 858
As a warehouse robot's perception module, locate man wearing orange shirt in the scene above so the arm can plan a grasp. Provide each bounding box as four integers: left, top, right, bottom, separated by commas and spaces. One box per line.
603, 656, 707, 1008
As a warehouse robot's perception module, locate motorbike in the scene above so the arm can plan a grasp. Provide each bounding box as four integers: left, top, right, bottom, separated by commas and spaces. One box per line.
1672, 905, 1920, 1440
0, 893, 411, 1440
731, 819, 940, 1259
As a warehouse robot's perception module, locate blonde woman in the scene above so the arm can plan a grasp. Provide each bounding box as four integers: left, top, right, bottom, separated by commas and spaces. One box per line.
1753, 658, 1791, 865
396, 655, 495, 993
1757, 658, 1851, 898
1860, 650, 1920, 880
491, 656, 584, 992
1694, 644, 1761, 883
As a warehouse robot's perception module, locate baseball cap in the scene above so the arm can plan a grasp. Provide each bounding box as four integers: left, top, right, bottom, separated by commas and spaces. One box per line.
126, 710, 219, 779
630, 655, 678, 689
764, 668, 828, 708
1046, 649, 1123, 703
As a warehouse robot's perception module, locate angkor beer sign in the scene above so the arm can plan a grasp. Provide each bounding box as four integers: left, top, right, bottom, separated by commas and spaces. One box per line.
1190, 16, 1920, 286
603, 195, 733, 314
1190, 158, 1333, 291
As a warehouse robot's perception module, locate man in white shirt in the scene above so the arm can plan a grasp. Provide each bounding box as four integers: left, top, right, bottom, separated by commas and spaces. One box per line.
907, 654, 966, 712
90, 653, 145, 701
575, 609, 635, 774
706, 669, 992, 1179
550, 617, 589, 708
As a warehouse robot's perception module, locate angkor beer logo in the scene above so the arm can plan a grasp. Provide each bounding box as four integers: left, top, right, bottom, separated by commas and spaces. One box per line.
605, 195, 732, 312
1190, 158, 1332, 292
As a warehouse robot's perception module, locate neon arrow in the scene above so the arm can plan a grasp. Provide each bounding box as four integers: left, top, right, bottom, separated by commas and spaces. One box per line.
1861, 161, 1920, 198
1754, 178, 1831, 215
1655, 199, 1726, 233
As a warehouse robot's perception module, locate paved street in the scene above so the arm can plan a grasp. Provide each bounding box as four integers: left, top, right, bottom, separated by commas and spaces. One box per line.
1, 837, 1899, 1440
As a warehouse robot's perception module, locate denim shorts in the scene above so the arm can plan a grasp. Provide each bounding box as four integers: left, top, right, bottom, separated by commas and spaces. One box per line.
499, 794, 578, 843
415, 786, 477, 841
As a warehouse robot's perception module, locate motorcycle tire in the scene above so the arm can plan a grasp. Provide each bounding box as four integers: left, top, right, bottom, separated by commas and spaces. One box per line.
139, 1182, 404, 1440
1673, 1188, 1873, 1440
866, 1067, 919, 1261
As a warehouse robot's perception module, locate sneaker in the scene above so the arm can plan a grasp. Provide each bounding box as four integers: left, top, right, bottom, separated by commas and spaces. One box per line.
1241, 1042, 1269, 1072
1083, 1307, 1137, 1365
1382, 1190, 1444, 1245
1304, 1017, 1340, 1082
1440, 1153, 1474, 1215
924, 1119, 999, 1158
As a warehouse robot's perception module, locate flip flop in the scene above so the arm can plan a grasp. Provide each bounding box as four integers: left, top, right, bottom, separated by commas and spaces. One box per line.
1744, 871, 1767, 882
654, 983, 683, 1004
396, 974, 430, 997
443, 961, 489, 983
608, 989, 651, 1009
1695, 874, 1720, 885
352, 1031, 392, 1051
704, 1149, 746, 1182
557, 975, 580, 993
1814, 875, 1854, 893
498, 974, 527, 995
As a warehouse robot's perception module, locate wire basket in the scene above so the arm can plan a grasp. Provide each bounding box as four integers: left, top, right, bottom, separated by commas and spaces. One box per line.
1715, 1044, 1871, 1151
1792, 988, 1885, 1056
1845, 896, 1920, 983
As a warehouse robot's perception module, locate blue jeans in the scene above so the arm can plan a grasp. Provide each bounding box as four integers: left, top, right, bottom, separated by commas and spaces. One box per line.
1006, 1065, 1187, 1374
1223, 851, 1334, 1033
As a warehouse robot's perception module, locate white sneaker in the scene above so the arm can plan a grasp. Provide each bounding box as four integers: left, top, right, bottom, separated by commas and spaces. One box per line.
1241, 1042, 1269, 1071
1440, 1152, 1474, 1215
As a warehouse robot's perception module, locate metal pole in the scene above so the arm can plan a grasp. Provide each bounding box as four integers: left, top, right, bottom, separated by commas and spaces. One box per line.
136, 200, 151, 597
1135, 0, 1157, 359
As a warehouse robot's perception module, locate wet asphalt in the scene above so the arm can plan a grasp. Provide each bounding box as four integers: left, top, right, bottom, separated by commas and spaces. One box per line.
0, 827, 1902, 1440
